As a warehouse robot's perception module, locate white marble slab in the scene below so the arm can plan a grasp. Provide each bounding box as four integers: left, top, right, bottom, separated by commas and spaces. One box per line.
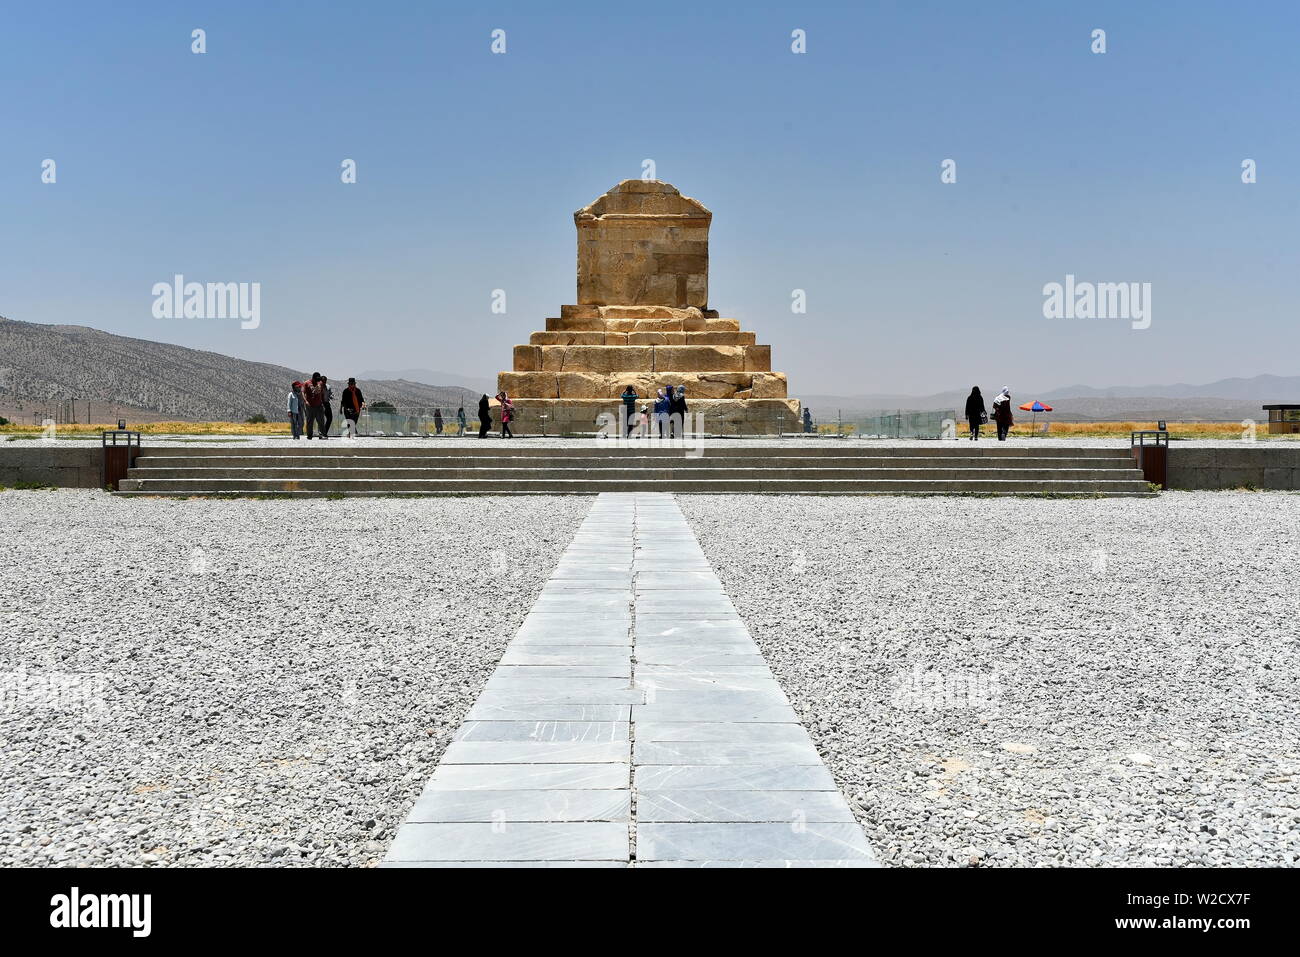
384, 492, 875, 869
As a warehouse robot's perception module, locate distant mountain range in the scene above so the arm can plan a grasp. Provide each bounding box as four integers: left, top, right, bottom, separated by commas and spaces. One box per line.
0, 316, 1291, 424
0, 317, 478, 421
360, 368, 496, 395
801, 374, 1299, 422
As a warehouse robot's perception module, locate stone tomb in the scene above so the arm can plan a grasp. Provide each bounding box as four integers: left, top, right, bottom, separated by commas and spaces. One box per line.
498, 180, 801, 435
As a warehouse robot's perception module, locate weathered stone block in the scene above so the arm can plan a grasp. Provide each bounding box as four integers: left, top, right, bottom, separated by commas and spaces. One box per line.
744, 344, 772, 372
530, 331, 605, 346
683, 315, 740, 331
670, 373, 753, 399
556, 372, 613, 398
685, 331, 756, 345
547, 316, 606, 332
607, 317, 685, 333
652, 345, 745, 373
750, 372, 788, 398
627, 331, 690, 345
497, 372, 559, 398
513, 345, 542, 371
600, 305, 699, 320
539, 345, 654, 374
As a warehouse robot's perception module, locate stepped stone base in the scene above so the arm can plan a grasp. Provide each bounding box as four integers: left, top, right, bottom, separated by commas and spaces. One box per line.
504, 398, 801, 435
113, 445, 1157, 497
500, 371, 787, 401
497, 182, 801, 434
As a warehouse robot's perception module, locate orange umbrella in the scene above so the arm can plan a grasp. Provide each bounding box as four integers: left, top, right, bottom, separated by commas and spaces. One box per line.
1018, 400, 1052, 429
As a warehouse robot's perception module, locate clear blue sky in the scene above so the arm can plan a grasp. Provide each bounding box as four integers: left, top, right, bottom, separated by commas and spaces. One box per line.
2, 1, 1296, 396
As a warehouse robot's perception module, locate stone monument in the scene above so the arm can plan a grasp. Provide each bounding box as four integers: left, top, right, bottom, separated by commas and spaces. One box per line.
498, 180, 801, 434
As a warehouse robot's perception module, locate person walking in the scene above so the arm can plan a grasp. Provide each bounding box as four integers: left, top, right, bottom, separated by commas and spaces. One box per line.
990, 387, 1014, 441
653, 387, 670, 438
964, 386, 987, 441
497, 391, 514, 438
620, 384, 639, 437
477, 394, 491, 438
321, 376, 334, 437
302, 373, 328, 439
456, 406, 467, 436
340, 378, 365, 438
803, 407, 813, 433
669, 384, 687, 438
288, 381, 304, 440
433, 408, 444, 435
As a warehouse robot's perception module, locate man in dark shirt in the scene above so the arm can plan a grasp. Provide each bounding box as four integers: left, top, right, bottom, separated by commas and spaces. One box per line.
340, 378, 365, 438
303, 372, 328, 440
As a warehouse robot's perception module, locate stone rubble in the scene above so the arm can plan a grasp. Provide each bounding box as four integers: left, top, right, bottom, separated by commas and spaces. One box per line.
677, 491, 1300, 867
0, 489, 588, 867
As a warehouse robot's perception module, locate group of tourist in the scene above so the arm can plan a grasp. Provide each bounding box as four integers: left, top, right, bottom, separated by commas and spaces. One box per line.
287, 375, 496, 440
430, 407, 469, 436
287, 373, 366, 440
619, 384, 688, 438
473, 392, 515, 438
283, 382, 702, 440
964, 386, 1015, 441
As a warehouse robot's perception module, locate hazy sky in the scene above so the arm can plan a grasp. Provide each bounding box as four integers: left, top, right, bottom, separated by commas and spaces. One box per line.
2, 1, 1296, 396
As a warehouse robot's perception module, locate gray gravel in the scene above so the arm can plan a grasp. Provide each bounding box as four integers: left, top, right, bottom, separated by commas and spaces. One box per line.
679, 491, 1300, 867
40, 434, 1300, 449
0, 489, 589, 867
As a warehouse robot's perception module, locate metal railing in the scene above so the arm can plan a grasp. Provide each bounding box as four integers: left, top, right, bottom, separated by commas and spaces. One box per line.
297, 407, 959, 439
806, 410, 959, 439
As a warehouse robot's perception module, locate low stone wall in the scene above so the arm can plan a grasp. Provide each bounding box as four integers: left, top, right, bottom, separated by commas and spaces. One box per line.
4, 442, 1298, 492
0, 445, 103, 488
1168, 446, 1300, 490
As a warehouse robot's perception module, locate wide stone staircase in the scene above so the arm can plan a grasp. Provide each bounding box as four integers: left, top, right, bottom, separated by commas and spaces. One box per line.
114, 445, 1154, 496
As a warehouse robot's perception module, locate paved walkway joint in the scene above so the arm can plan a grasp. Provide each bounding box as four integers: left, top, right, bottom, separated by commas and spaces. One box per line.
384, 492, 877, 867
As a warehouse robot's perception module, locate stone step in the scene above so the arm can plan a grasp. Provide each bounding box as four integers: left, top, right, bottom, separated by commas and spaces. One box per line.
116, 477, 1154, 495
545, 316, 742, 333
125, 466, 1143, 482
500, 370, 787, 400
530, 331, 757, 347
509, 344, 772, 376
131, 454, 1138, 470
131, 445, 1136, 459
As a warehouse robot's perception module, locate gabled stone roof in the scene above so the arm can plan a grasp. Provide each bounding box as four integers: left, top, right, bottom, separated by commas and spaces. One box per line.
575, 180, 711, 223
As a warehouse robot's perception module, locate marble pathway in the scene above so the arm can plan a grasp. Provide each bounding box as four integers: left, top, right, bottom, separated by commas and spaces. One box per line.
383, 492, 876, 867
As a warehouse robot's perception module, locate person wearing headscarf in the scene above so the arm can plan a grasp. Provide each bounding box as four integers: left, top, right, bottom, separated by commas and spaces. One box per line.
990, 387, 1014, 441
620, 384, 639, 436
669, 385, 688, 438
433, 408, 444, 435
964, 386, 986, 441
653, 387, 670, 438
497, 391, 515, 438
320, 376, 334, 437
477, 394, 491, 438
457, 406, 467, 436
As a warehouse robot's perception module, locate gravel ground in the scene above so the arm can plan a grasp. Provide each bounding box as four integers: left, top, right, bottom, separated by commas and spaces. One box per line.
679, 491, 1300, 867
13, 434, 1299, 449
0, 489, 589, 867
